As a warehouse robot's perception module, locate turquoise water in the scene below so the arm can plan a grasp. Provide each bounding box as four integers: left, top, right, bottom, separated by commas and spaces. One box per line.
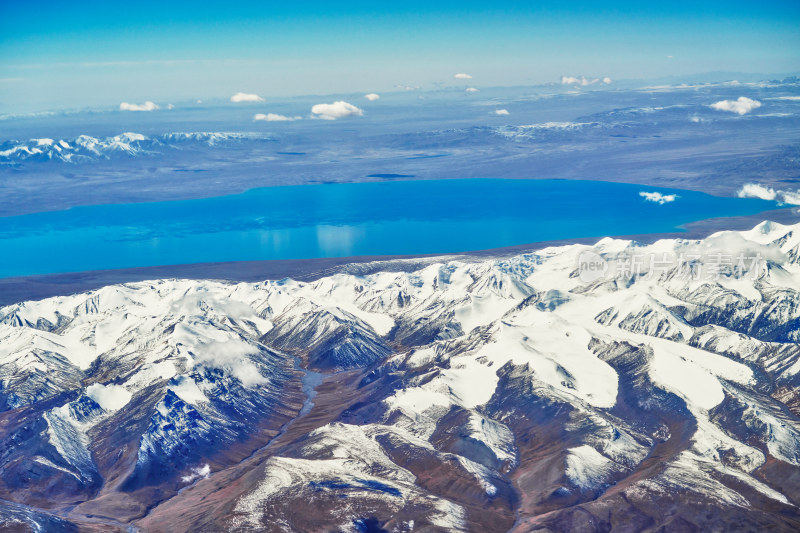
0, 179, 778, 278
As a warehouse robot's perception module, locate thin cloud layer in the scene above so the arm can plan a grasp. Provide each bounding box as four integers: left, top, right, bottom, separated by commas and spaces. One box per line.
311, 101, 363, 120
495, 109, 510, 115
230, 92, 264, 103
253, 113, 300, 122
454, 73, 472, 79
193, 338, 266, 387
710, 97, 761, 115
561, 76, 612, 86
738, 183, 800, 205
364, 93, 380, 101
640, 191, 678, 204
120, 101, 159, 111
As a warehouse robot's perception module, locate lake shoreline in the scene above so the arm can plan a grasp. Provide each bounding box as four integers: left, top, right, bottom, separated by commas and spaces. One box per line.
1, 206, 797, 307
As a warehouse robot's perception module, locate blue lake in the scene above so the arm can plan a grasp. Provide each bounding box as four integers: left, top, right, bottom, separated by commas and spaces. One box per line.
0, 179, 779, 278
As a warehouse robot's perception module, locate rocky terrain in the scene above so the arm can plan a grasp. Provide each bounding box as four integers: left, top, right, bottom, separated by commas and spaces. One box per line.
1, 220, 800, 532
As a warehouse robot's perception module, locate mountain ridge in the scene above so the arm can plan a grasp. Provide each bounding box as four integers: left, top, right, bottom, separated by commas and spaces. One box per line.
1, 221, 800, 532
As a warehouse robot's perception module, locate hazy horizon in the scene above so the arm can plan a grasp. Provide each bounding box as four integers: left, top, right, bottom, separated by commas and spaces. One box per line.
2, 0, 798, 112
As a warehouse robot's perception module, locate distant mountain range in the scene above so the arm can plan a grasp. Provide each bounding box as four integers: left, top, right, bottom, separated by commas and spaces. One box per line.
0, 132, 276, 164
1, 221, 800, 532
2, 81, 799, 222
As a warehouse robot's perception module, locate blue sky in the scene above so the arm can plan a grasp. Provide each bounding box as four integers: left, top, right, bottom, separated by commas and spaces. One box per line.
1, 1, 798, 111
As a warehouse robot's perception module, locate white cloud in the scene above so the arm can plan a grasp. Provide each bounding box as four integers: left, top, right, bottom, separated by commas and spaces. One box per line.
181, 464, 211, 483
170, 375, 207, 405
737, 183, 800, 205
561, 76, 612, 87
781, 190, 800, 205
494, 109, 510, 115
454, 73, 472, 79
640, 191, 678, 204
253, 113, 300, 122
311, 101, 363, 120
193, 338, 267, 387
364, 93, 380, 101
86, 383, 132, 411
465, 87, 479, 93
119, 101, 158, 111
737, 183, 776, 201
230, 92, 264, 103
710, 97, 761, 115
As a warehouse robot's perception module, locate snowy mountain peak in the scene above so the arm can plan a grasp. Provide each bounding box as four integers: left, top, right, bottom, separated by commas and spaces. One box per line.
0, 131, 276, 165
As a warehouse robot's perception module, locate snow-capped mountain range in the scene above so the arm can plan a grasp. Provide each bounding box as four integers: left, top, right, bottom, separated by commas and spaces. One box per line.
0, 132, 275, 164
1, 221, 800, 532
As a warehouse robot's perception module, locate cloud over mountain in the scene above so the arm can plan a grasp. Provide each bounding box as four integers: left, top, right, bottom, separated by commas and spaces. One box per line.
364, 93, 380, 101
454, 73, 472, 79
